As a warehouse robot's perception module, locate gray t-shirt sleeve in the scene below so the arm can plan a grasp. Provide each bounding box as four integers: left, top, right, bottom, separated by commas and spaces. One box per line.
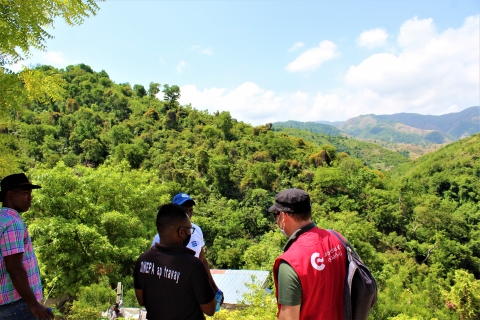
277, 260, 302, 306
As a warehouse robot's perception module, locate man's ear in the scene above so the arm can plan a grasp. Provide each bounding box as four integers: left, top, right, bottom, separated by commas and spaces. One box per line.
282, 211, 292, 222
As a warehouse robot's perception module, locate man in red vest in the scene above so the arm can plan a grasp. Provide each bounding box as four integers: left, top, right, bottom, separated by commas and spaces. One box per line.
269, 188, 347, 320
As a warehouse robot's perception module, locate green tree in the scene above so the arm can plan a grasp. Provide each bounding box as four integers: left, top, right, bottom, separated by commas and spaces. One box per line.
444, 269, 480, 320
26, 163, 174, 296
162, 84, 181, 109
0, 0, 99, 62
80, 138, 105, 165
148, 82, 160, 98
66, 282, 116, 320
0, 0, 100, 118
215, 111, 234, 140
133, 84, 147, 98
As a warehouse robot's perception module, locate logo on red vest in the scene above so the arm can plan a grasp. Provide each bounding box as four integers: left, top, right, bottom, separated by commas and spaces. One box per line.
310, 252, 325, 271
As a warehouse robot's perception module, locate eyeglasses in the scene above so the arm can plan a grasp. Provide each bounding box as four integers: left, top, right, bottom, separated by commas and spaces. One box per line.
179, 226, 195, 234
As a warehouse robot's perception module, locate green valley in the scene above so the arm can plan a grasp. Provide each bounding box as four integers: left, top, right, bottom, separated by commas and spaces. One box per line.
0, 62, 479, 319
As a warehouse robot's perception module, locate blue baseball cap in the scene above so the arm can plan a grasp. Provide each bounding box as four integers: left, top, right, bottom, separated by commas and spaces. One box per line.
172, 193, 196, 206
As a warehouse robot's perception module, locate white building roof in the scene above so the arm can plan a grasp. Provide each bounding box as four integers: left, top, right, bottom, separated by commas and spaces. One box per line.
210, 269, 270, 305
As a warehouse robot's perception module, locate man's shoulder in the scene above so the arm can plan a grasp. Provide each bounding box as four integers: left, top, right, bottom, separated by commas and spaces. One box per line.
191, 222, 202, 232
190, 222, 204, 241
0, 207, 14, 219
139, 247, 201, 262
0, 208, 23, 228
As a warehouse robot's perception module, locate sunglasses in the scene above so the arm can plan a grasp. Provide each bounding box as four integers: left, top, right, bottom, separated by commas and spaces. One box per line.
272, 211, 281, 219
178, 226, 196, 234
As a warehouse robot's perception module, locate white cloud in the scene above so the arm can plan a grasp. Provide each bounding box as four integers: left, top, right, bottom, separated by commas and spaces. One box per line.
286, 40, 339, 72
6, 51, 70, 72
397, 17, 435, 48
176, 60, 187, 73
5, 61, 26, 73
180, 83, 315, 125
357, 28, 388, 48
181, 15, 479, 123
343, 15, 479, 115
288, 42, 305, 52
202, 47, 213, 55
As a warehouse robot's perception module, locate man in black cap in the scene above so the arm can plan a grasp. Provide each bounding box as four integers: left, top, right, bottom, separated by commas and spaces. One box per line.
134, 204, 217, 319
269, 188, 347, 320
0, 173, 54, 319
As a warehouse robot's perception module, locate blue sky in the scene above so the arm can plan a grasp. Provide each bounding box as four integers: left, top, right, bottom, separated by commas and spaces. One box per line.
12, 0, 480, 125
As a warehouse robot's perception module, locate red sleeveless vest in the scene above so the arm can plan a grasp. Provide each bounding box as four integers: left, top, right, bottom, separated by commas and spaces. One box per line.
274, 227, 346, 320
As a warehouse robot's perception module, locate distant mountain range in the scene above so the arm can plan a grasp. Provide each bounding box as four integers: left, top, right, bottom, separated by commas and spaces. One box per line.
338, 106, 479, 144
273, 106, 479, 146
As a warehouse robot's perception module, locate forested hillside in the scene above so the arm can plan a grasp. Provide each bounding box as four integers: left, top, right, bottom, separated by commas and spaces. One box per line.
0, 64, 479, 319
272, 127, 411, 170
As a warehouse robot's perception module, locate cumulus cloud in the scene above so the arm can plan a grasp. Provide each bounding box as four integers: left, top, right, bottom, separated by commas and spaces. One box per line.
344, 15, 479, 115
182, 15, 478, 123
286, 40, 339, 72
397, 17, 435, 48
179, 83, 316, 125
357, 28, 388, 48
288, 42, 305, 52
176, 60, 187, 73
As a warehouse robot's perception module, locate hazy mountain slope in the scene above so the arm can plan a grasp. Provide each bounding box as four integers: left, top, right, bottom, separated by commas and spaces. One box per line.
315, 120, 344, 126
375, 106, 480, 138
339, 119, 452, 145
272, 120, 342, 136
337, 107, 480, 145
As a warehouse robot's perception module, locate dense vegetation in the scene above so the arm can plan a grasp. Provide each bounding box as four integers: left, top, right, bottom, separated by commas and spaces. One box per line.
272, 120, 342, 136
272, 127, 411, 170
0, 62, 479, 319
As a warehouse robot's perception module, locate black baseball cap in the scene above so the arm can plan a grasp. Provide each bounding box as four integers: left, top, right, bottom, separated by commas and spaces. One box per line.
268, 188, 311, 213
0, 173, 41, 202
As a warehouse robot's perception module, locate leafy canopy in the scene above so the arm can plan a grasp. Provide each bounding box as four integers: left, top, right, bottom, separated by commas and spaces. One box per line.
0, 0, 100, 62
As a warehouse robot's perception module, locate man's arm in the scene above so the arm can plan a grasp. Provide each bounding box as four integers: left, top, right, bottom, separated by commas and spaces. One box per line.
200, 296, 216, 316
277, 261, 301, 320
199, 248, 219, 292
279, 304, 301, 320
4, 253, 55, 319
135, 289, 144, 306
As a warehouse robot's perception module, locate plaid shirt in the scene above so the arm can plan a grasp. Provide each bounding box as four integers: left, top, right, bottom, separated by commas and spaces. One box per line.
0, 207, 43, 305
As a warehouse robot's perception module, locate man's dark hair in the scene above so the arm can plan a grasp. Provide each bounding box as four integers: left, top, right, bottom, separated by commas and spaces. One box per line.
156, 204, 189, 234
181, 199, 195, 207
287, 210, 312, 222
